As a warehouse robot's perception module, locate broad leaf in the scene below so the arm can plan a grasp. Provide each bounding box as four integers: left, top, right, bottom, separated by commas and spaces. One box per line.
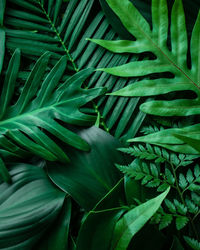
0, 51, 105, 164
35, 197, 71, 250
129, 124, 200, 154
48, 126, 126, 210
0, 163, 65, 250
111, 187, 170, 250
76, 179, 125, 250
90, 0, 200, 152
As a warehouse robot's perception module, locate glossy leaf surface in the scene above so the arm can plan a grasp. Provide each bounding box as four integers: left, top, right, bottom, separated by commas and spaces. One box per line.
76, 179, 125, 250
90, 0, 200, 152
0, 163, 65, 250
111, 187, 170, 249
48, 126, 126, 210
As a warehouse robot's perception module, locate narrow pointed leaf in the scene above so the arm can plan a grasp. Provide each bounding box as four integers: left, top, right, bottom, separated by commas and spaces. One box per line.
111, 187, 170, 250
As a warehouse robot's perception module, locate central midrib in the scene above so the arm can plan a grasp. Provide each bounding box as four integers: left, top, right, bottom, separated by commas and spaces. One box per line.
115, 2, 200, 91
0, 97, 79, 127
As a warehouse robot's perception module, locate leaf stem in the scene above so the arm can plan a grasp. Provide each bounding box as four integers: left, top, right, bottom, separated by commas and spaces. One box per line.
170, 162, 199, 240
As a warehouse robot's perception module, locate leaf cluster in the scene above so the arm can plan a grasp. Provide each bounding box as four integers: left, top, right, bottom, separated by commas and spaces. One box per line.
0, 0, 199, 249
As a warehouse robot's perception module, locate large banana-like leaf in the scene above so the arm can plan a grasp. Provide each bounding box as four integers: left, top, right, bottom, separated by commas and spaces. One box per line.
90, 0, 200, 153
0, 163, 65, 250
4, 0, 147, 140
0, 50, 105, 166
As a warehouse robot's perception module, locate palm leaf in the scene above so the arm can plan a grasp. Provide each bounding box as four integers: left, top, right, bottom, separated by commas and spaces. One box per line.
4, 0, 146, 140
0, 163, 65, 250
0, 50, 105, 166
89, 0, 200, 152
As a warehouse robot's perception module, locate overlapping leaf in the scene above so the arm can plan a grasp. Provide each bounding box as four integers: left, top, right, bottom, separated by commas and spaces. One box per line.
90, 0, 200, 153
0, 163, 65, 250
111, 187, 170, 249
0, 50, 105, 166
4, 0, 146, 140
48, 126, 125, 210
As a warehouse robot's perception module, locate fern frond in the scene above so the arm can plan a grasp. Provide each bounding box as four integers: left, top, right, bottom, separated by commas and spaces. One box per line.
185, 199, 199, 214
178, 166, 200, 193
118, 144, 167, 163
176, 216, 189, 230
184, 236, 200, 250
116, 159, 171, 191
158, 214, 173, 230
140, 125, 164, 135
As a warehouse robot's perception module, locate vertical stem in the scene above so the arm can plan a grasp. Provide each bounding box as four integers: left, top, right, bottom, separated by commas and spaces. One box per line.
170, 163, 199, 240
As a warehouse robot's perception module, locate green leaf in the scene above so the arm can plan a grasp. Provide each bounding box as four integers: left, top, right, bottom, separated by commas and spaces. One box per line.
0, 28, 5, 74
0, 0, 6, 25
184, 236, 200, 250
90, 0, 200, 153
179, 173, 188, 190
36, 197, 71, 250
5, 0, 145, 140
188, 183, 200, 192
176, 216, 189, 230
165, 168, 175, 185
165, 199, 176, 213
0, 163, 65, 249
159, 214, 173, 230
76, 179, 125, 250
111, 187, 170, 250
174, 134, 200, 154
0, 52, 105, 164
48, 126, 126, 210
0, 48, 20, 119
174, 199, 187, 215
129, 124, 200, 155
0, 157, 10, 183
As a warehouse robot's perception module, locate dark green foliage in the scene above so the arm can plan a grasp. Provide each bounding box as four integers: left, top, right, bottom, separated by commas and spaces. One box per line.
117, 139, 200, 244
0, 0, 199, 249
184, 236, 200, 250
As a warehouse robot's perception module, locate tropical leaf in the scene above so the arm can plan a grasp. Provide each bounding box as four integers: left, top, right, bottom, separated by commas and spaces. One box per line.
89, 0, 200, 152
0, 50, 105, 164
129, 125, 200, 154
111, 187, 170, 250
0, 163, 65, 250
4, 0, 146, 140
36, 197, 72, 250
48, 126, 126, 210
76, 179, 125, 250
